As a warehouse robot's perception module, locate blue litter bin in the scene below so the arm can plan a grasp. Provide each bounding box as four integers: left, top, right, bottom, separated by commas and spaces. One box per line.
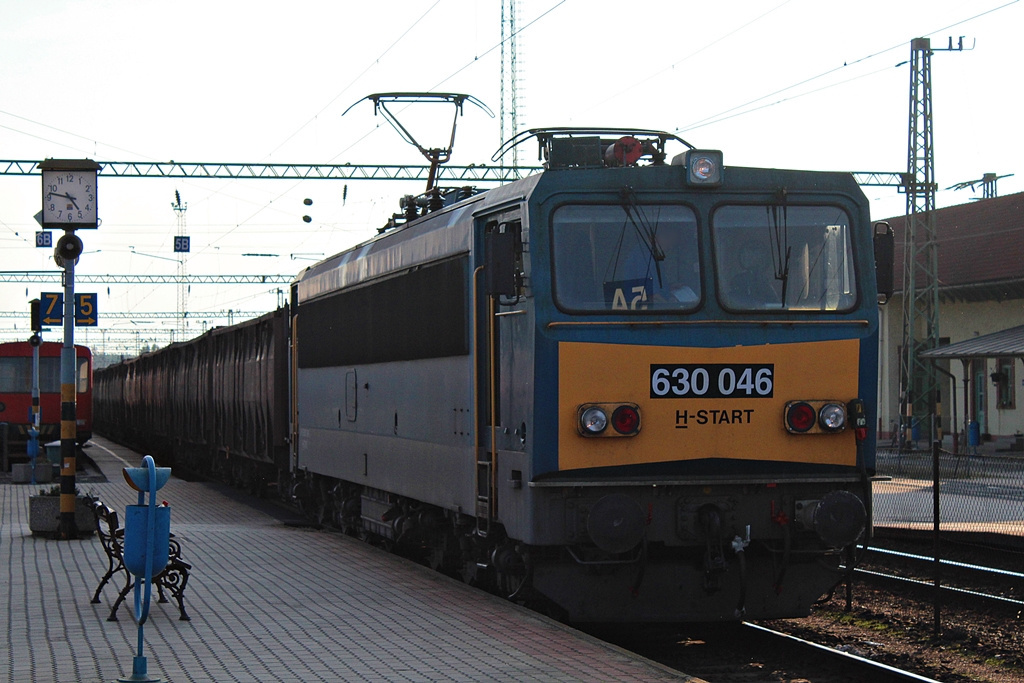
968, 420, 981, 447
123, 504, 170, 577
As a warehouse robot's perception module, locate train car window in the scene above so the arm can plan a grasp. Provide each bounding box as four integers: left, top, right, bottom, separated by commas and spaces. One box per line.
77, 357, 90, 393
0, 357, 75, 393
298, 255, 469, 368
712, 205, 857, 312
552, 204, 700, 312
0, 358, 29, 392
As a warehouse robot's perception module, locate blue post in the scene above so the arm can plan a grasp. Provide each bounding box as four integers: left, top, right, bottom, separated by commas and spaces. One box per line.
28, 336, 40, 485
26, 424, 39, 485
115, 455, 171, 683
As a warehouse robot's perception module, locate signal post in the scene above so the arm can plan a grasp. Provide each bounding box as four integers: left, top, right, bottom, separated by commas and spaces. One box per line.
39, 158, 99, 539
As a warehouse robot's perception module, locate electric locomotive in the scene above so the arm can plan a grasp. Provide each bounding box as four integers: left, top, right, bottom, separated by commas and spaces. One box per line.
291, 128, 894, 622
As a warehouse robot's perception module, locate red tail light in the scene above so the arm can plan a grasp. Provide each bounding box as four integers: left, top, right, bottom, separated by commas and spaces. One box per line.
785, 402, 816, 433
611, 405, 641, 435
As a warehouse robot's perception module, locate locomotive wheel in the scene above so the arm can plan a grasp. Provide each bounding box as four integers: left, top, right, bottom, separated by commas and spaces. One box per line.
310, 490, 331, 528
425, 534, 461, 575
248, 473, 267, 499
459, 561, 479, 586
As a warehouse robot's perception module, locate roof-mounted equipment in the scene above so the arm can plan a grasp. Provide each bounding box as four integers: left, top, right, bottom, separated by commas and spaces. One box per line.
492, 127, 694, 170
344, 92, 493, 193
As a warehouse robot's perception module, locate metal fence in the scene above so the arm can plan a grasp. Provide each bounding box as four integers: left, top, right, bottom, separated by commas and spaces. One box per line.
873, 446, 1024, 539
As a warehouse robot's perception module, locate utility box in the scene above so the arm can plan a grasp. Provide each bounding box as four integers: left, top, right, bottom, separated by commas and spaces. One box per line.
12, 462, 53, 483
44, 441, 62, 465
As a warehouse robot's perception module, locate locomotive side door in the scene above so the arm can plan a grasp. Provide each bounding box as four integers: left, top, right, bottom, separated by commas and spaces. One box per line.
475, 209, 527, 535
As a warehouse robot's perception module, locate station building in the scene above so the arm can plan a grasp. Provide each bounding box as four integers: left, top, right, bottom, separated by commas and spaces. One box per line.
877, 190, 1024, 449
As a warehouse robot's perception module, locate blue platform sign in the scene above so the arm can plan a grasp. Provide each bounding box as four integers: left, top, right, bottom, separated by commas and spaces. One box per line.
39, 291, 98, 326
75, 292, 98, 326
40, 292, 63, 326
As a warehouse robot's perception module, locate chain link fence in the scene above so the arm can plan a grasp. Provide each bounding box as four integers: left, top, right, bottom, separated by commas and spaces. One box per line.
873, 445, 1024, 538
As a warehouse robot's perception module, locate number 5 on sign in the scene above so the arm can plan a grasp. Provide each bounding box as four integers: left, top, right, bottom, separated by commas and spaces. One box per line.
174, 236, 190, 253
75, 293, 98, 326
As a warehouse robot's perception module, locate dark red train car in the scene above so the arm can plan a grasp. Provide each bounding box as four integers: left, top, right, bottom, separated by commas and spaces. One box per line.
93, 308, 289, 491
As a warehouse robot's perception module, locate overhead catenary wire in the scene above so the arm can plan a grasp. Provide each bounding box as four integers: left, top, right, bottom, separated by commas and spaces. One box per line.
675, 0, 1019, 134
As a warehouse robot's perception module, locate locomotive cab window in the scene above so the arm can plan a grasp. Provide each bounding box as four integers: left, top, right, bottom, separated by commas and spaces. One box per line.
552, 204, 701, 312
712, 205, 857, 312
0, 356, 87, 393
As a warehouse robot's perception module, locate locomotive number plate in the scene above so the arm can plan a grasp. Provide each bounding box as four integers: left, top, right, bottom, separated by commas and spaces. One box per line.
650, 364, 774, 399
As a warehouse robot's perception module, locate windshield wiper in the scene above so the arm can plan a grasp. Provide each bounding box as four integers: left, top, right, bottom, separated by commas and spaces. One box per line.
618, 186, 664, 286
768, 203, 790, 305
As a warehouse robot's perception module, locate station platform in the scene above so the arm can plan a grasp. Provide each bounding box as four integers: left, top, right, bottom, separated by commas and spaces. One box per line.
1, 436, 698, 682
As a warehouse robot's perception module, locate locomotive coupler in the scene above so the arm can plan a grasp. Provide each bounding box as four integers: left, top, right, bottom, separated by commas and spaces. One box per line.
731, 525, 751, 618
698, 505, 727, 592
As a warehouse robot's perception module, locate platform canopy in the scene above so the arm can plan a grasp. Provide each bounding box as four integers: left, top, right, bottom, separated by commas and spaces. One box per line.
920, 325, 1024, 361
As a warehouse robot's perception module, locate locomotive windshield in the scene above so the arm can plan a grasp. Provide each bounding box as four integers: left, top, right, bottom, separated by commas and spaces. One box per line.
551, 203, 701, 312
712, 205, 857, 312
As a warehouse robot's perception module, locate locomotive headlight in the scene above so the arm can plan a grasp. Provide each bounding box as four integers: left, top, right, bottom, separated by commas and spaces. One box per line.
577, 403, 641, 437
673, 149, 724, 186
785, 400, 850, 434
818, 403, 847, 432
580, 407, 608, 435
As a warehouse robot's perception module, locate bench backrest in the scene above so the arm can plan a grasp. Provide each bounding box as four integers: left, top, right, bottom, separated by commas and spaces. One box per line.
92, 500, 122, 554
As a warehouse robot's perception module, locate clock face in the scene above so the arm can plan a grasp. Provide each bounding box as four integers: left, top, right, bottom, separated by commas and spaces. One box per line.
42, 169, 98, 227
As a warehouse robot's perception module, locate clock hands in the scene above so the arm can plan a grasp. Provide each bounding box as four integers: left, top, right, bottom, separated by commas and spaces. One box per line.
48, 191, 81, 210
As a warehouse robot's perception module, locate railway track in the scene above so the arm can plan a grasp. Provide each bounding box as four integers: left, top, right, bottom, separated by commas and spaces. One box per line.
852, 543, 1024, 612
739, 623, 939, 682
592, 537, 1024, 681
590, 620, 940, 682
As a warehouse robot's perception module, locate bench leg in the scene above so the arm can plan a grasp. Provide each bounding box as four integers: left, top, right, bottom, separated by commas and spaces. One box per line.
159, 563, 191, 621
91, 564, 118, 604
107, 564, 193, 622
107, 577, 134, 622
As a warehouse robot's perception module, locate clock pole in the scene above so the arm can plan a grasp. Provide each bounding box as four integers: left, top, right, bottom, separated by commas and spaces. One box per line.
39, 158, 99, 540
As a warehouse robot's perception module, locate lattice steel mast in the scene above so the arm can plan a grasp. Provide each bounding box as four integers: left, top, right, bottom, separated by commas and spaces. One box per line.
172, 190, 188, 340
898, 36, 969, 447
500, 0, 523, 172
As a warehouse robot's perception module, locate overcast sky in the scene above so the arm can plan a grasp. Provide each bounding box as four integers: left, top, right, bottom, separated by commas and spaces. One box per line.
1, 0, 1021, 350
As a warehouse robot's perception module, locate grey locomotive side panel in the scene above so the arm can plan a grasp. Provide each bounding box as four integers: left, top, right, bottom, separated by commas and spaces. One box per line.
297, 356, 475, 511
